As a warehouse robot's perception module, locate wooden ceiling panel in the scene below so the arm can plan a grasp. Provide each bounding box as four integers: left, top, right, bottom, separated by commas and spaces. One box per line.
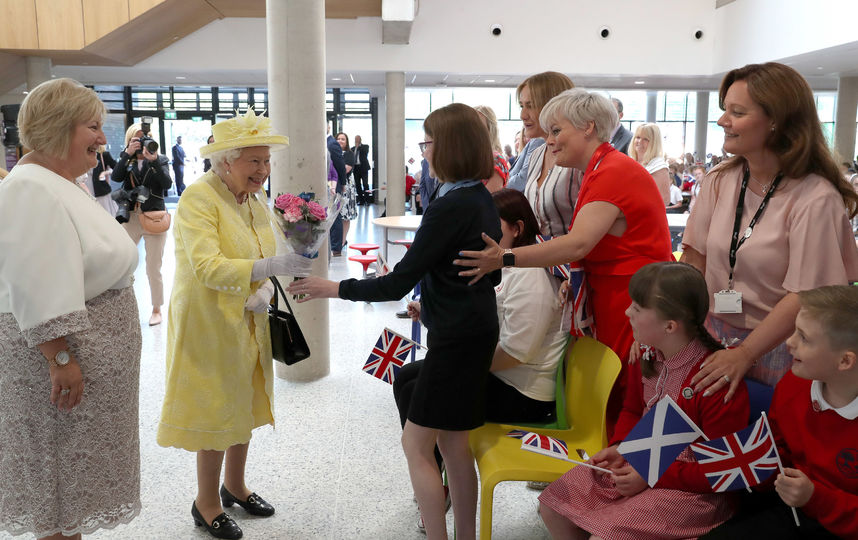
325, 0, 381, 19
83, 0, 131, 45
205, 0, 265, 17
0, 0, 39, 49
129, 0, 165, 19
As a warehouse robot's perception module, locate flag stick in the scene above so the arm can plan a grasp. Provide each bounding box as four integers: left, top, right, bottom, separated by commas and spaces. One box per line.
761, 411, 800, 527
383, 327, 427, 349
520, 446, 613, 474
562, 457, 613, 475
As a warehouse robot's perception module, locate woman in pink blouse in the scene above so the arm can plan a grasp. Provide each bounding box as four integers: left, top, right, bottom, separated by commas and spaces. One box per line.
682, 62, 858, 399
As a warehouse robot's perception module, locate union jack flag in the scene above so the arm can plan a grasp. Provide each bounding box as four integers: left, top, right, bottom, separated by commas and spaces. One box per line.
520, 432, 569, 460
690, 416, 780, 492
375, 252, 390, 277
362, 328, 416, 384
536, 235, 572, 280
506, 429, 530, 439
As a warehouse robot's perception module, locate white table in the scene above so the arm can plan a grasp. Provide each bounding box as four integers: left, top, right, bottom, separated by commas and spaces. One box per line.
372, 215, 422, 260
666, 213, 689, 250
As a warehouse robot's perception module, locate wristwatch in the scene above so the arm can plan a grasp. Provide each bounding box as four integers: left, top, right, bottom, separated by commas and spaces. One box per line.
502, 249, 515, 267
49, 350, 71, 368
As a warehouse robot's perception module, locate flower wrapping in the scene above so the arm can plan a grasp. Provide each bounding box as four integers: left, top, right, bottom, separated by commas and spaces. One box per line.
271, 191, 342, 258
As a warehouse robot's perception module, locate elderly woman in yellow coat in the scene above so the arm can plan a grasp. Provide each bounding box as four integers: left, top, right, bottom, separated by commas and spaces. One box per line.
157, 110, 311, 540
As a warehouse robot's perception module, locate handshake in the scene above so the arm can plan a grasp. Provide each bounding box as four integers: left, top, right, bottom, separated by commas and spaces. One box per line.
244, 254, 314, 313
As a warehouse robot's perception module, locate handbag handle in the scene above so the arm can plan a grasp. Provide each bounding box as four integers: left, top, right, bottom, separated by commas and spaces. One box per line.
269, 276, 296, 315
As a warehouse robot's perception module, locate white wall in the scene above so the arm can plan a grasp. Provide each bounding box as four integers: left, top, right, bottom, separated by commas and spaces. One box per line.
712, 0, 858, 73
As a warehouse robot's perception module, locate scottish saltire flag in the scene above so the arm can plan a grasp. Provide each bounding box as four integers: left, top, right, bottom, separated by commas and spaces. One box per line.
617, 395, 705, 487
536, 235, 572, 280
506, 429, 530, 439
362, 328, 416, 384
690, 416, 780, 492
520, 432, 569, 460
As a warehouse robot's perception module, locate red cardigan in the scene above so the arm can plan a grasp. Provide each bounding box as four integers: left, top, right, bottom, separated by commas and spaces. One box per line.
610, 357, 751, 492
769, 371, 858, 539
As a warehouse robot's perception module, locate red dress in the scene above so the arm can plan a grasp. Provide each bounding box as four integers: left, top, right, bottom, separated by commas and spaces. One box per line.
572, 143, 673, 435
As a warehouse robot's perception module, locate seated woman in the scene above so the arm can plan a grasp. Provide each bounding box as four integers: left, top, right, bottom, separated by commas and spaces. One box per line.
474, 105, 510, 193
629, 123, 671, 206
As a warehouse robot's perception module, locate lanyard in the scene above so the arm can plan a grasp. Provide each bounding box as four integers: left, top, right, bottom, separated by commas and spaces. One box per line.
583, 142, 614, 182
727, 167, 784, 289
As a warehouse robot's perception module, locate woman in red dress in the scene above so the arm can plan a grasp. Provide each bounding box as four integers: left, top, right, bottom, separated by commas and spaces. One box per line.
456, 89, 673, 436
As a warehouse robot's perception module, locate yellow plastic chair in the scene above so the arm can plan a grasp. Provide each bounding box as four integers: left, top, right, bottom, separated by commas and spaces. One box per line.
469, 337, 622, 540
673, 250, 683, 262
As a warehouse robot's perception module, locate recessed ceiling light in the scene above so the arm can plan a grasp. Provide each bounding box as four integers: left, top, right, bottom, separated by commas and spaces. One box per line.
485, 79, 495, 83
332, 77, 342, 81
634, 80, 645, 85
817, 66, 824, 70
176, 76, 186, 80
22, 90, 28, 95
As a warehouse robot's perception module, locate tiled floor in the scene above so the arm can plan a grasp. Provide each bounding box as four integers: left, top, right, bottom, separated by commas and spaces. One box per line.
2, 203, 552, 540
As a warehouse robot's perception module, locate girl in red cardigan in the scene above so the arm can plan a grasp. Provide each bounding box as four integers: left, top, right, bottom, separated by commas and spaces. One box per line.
539, 262, 750, 540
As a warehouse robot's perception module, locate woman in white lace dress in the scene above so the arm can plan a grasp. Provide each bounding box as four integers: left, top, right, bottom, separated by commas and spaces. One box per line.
0, 78, 141, 539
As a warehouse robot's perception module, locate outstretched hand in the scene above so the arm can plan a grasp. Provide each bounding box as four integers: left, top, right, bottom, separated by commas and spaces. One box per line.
285, 276, 339, 303
691, 346, 754, 401
452, 232, 504, 285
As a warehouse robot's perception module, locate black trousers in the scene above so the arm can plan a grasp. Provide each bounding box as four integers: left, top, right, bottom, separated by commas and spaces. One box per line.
173, 166, 185, 195
354, 168, 370, 203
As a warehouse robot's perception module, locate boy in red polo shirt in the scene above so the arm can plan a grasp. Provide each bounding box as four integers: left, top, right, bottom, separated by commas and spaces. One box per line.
704, 285, 858, 539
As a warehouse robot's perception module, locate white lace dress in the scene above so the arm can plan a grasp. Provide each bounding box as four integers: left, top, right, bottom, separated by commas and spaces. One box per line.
0, 164, 142, 537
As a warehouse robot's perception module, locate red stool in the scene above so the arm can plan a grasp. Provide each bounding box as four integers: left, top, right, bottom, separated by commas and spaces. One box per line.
392, 239, 413, 250
348, 254, 377, 277
348, 243, 380, 256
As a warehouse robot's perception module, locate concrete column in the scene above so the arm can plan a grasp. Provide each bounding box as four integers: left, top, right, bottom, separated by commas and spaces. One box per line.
385, 72, 406, 216
694, 91, 709, 163
25, 57, 51, 90
646, 91, 657, 123
834, 77, 858, 164
266, 0, 330, 381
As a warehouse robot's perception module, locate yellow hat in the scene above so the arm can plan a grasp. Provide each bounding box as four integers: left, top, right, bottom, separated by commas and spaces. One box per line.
199, 109, 289, 157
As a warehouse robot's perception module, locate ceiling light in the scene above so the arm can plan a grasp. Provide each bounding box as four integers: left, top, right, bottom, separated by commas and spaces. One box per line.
22, 90, 28, 95
176, 76, 186, 80
634, 80, 645, 85
816, 66, 824, 70
485, 79, 496, 83
332, 77, 342, 81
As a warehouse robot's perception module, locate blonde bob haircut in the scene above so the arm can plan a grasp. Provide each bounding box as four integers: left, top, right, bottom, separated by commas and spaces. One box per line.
423, 103, 494, 183
798, 285, 858, 352
124, 123, 142, 146
474, 105, 502, 153
516, 72, 575, 115
18, 78, 106, 159
628, 123, 665, 165
539, 89, 618, 143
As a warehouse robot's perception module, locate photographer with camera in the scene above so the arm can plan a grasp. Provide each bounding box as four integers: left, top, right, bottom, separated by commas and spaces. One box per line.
111, 120, 173, 326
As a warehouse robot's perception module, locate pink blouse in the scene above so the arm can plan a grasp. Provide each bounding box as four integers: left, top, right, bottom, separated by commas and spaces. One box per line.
682, 166, 858, 329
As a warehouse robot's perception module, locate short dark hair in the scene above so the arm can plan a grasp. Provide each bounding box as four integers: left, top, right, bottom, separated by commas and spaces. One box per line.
423, 103, 493, 182
492, 189, 540, 248
798, 285, 858, 352
611, 97, 624, 114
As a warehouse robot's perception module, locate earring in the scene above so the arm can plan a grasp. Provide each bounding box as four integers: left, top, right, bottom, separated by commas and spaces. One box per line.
771, 126, 775, 132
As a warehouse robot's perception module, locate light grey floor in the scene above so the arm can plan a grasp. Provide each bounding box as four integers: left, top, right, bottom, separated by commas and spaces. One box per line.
3, 203, 551, 540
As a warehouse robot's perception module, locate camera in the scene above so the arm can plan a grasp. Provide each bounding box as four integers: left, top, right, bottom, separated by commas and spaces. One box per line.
599, 26, 611, 39
490, 24, 502, 36
136, 116, 158, 155
112, 185, 150, 223
694, 28, 704, 40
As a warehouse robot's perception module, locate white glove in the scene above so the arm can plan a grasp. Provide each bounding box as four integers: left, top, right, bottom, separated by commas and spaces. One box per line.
244, 280, 275, 313
251, 253, 313, 281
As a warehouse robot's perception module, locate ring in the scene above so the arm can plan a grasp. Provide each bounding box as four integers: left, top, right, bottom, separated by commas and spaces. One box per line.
60, 388, 70, 396
722, 375, 731, 383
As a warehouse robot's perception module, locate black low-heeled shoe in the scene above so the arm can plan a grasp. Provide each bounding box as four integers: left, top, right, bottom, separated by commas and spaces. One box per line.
191, 501, 243, 539
220, 485, 275, 517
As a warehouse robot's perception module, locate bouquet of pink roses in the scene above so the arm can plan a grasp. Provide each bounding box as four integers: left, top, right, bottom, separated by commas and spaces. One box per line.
271, 191, 342, 259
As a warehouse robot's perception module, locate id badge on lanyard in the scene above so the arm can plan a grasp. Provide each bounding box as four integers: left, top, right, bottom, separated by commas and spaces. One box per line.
714, 167, 783, 314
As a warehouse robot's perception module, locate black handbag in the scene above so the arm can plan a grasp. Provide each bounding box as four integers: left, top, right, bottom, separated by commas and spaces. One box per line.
268, 277, 311, 365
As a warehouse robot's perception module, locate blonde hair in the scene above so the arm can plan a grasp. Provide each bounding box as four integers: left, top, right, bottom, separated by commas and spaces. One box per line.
798, 285, 858, 352
539, 89, 618, 143
0, 167, 8, 180
18, 78, 106, 158
474, 105, 502, 153
516, 72, 575, 115
124, 124, 142, 146
629, 123, 664, 165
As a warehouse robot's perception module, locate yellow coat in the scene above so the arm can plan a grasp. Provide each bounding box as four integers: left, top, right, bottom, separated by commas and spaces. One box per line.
157, 171, 276, 451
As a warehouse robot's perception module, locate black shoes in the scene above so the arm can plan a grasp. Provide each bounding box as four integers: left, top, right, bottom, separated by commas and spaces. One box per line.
220, 485, 275, 517
192, 501, 243, 539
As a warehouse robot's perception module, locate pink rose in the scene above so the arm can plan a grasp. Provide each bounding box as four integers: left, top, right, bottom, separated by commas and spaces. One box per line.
282, 205, 304, 223
274, 193, 302, 212
307, 201, 327, 221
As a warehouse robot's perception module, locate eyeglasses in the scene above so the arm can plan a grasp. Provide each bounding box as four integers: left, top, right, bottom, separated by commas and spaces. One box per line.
418, 141, 433, 152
